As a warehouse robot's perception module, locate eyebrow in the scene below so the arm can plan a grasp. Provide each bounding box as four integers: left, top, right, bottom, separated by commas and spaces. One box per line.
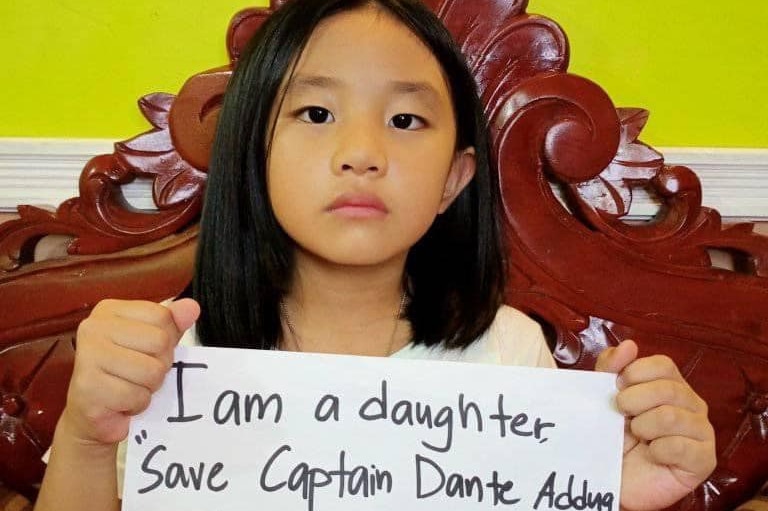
287, 74, 342, 92
389, 80, 441, 99
287, 75, 443, 105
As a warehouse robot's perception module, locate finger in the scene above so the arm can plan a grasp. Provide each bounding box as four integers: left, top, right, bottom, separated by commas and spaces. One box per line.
621, 418, 640, 455
595, 340, 638, 374
69, 368, 152, 418
97, 299, 184, 348
647, 436, 717, 488
97, 343, 173, 392
97, 316, 175, 356
628, 405, 714, 442
167, 298, 201, 332
617, 379, 708, 415
78, 315, 177, 370
99, 372, 154, 416
619, 354, 686, 386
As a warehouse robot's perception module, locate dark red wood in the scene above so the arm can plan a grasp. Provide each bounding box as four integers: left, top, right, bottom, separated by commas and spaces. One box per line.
1, 1, 766, 508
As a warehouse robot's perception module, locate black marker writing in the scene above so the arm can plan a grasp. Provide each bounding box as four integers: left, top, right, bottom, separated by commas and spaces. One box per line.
315, 394, 341, 422
415, 454, 520, 505
167, 361, 208, 423
533, 472, 614, 511
213, 390, 283, 425
138, 444, 228, 494
260, 444, 392, 511
358, 380, 484, 452
489, 394, 556, 443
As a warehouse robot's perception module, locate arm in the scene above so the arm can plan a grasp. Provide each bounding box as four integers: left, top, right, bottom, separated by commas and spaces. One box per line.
35, 414, 120, 511
34, 299, 200, 511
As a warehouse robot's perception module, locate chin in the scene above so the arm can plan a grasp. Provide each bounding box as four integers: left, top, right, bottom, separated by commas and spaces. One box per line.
307, 247, 408, 269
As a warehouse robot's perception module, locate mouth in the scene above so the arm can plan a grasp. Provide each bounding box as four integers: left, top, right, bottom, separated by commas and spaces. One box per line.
327, 193, 389, 218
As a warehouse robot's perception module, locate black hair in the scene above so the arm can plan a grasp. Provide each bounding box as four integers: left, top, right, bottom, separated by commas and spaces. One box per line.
194, 0, 505, 350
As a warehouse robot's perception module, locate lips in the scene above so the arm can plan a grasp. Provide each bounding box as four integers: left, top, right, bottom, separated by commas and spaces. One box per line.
327, 193, 389, 218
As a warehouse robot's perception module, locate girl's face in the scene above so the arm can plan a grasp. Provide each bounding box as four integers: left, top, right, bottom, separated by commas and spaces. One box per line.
267, 5, 475, 269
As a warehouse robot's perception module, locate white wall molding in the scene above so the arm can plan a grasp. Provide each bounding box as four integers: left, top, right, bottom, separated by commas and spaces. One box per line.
655, 147, 768, 220
1, 138, 767, 220
0, 138, 158, 210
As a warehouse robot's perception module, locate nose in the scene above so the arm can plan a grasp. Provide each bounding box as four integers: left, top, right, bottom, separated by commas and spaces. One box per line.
331, 123, 387, 176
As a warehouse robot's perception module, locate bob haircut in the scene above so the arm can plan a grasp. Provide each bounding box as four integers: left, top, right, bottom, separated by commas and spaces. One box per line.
194, 0, 506, 351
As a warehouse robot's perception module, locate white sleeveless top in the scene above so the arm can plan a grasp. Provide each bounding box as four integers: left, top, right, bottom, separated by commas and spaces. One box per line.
178, 304, 554, 365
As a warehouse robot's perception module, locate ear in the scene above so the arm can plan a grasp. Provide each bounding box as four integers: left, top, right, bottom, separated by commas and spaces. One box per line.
438, 147, 476, 213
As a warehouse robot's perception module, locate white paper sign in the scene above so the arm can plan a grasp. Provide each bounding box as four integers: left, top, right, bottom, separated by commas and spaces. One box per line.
124, 347, 623, 511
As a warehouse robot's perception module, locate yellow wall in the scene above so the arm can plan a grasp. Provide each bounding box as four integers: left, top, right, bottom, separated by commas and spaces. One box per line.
534, 0, 767, 148
2, 1, 766, 147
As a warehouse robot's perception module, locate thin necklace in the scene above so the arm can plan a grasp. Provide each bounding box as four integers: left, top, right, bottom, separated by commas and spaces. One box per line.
279, 291, 408, 356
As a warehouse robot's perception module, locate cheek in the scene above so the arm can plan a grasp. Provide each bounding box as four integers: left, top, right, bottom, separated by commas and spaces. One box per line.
267, 137, 308, 230
392, 141, 455, 199
267, 174, 314, 241
388, 172, 453, 242
268, 128, 322, 198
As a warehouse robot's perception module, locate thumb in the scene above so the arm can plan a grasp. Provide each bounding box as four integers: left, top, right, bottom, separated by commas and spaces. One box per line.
167, 298, 201, 333
595, 340, 638, 374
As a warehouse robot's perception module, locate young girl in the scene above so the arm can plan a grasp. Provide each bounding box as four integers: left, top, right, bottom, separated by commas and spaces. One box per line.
36, 0, 716, 510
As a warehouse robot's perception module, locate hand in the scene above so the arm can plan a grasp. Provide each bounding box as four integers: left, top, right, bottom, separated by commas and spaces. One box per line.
595, 341, 716, 511
60, 298, 200, 446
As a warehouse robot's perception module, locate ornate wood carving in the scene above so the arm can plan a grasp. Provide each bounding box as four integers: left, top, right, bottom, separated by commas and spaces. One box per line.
1, 1, 767, 509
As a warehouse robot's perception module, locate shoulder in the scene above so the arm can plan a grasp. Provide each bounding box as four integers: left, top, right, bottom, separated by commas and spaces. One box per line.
394, 305, 555, 368
477, 305, 556, 367
488, 304, 543, 337
489, 305, 552, 348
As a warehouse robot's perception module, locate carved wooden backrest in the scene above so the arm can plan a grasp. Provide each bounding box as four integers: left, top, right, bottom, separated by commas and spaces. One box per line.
2, 1, 767, 509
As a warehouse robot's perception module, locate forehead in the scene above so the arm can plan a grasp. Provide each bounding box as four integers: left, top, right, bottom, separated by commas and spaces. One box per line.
289, 5, 451, 98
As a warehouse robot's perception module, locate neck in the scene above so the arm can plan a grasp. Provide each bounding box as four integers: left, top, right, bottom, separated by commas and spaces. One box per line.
281, 250, 411, 356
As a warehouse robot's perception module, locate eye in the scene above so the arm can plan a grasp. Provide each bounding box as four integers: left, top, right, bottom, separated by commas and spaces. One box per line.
298, 107, 334, 124
389, 114, 425, 130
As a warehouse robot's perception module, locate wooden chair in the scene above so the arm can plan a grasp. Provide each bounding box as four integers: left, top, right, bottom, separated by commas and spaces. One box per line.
2, 1, 767, 509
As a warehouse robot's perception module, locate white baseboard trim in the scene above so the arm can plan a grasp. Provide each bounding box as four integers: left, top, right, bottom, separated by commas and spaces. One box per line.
1, 138, 767, 220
